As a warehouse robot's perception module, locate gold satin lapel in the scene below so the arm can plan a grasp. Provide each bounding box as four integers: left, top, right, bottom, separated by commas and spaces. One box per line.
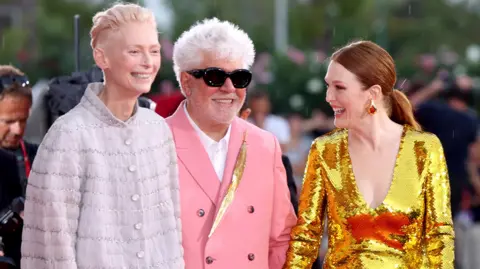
208, 131, 248, 238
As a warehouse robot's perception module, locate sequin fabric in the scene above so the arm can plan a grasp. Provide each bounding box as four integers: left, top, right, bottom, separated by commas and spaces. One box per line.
283, 125, 455, 269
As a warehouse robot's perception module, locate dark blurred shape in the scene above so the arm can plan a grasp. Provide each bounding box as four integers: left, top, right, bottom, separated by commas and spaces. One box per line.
0, 149, 23, 269
415, 100, 477, 217
138, 96, 157, 110
45, 66, 103, 126
0, 197, 24, 237
45, 66, 157, 127
442, 83, 475, 108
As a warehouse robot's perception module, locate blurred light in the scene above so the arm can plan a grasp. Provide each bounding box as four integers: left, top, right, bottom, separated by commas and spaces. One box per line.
306, 78, 324, 94
289, 94, 305, 110
466, 44, 480, 63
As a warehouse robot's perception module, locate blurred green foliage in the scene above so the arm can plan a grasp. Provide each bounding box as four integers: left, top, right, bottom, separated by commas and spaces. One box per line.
2, 0, 480, 116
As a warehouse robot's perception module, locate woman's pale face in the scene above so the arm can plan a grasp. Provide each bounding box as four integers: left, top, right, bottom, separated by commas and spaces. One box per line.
104, 21, 161, 96
324, 61, 371, 129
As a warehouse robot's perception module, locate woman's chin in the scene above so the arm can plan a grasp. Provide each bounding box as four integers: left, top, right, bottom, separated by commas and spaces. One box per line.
333, 118, 348, 129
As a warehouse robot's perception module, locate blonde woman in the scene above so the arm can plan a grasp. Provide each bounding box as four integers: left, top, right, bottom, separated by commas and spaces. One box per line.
20, 3, 184, 269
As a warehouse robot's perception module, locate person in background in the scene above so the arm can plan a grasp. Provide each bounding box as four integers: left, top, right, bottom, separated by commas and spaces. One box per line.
461, 141, 480, 268
284, 40, 454, 268
248, 89, 291, 150
0, 148, 23, 267
168, 18, 296, 269
0, 65, 36, 267
0, 65, 38, 195
239, 100, 299, 215
284, 113, 314, 188
411, 75, 478, 218
21, 3, 184, 268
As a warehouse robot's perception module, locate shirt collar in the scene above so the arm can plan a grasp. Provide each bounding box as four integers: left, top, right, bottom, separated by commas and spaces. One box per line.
184, 102, 231, 149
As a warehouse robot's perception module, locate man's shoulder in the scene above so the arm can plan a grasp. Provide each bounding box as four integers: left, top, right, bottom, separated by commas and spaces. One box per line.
24, 141, 39, 158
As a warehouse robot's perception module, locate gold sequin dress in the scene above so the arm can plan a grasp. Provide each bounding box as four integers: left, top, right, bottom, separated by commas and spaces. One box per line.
284, 125, 454, 269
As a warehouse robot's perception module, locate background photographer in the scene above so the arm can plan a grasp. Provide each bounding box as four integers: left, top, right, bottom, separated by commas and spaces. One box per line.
0, 65, 38, 268
0, 65, 39, 195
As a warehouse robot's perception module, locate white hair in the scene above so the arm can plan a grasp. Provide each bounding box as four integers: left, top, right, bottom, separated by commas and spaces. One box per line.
172, 18, 256, 93
90, 2, 156, 49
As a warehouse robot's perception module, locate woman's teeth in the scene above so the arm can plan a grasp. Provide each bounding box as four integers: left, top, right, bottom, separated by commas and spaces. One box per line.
334, 108, 345, 115
132, 73, 150, 79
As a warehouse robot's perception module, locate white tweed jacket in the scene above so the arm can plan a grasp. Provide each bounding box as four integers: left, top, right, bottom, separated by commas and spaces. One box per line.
21, 83, 184, 269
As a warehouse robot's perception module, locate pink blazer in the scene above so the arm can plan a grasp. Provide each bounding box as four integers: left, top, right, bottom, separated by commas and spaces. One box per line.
166, 103, 297, 269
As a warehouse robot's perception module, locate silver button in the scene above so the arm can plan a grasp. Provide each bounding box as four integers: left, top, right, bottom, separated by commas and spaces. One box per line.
125, 139, 132, 145
137, 251, 144, 258
128, 165, 136, 172
131, 194, 140, 201
134, 223, 142, 230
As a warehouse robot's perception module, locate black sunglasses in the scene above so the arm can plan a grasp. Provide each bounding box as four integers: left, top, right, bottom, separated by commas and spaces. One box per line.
187, 67, 252, 88
0, 75, 30, 93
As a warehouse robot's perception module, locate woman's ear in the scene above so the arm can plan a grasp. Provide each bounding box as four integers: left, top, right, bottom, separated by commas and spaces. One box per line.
368, 84, 382, 101
93, 48, 109, 70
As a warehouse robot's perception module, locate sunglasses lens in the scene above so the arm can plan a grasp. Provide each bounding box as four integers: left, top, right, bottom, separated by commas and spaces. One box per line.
230, 70, 252, 88
204, 69, 227, 87
0, 76, 29, 91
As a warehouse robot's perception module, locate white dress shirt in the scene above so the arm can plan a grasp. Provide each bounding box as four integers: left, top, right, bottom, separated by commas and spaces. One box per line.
184, 104, 231, 181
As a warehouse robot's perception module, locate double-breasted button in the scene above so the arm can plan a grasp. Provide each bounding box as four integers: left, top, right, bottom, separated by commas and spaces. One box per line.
128, 165, 136, 172
125, 139, 132, 145
205, 256, 214, 264
134, 223, 143, 230
137, 251, 145, 258
131, 194, 140, 201
247, 205, 255, 213
248, 253, 255, 261
197, 209, 205, 217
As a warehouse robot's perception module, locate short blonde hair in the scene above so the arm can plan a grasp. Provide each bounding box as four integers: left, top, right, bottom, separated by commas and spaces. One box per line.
90, 2, 156, 48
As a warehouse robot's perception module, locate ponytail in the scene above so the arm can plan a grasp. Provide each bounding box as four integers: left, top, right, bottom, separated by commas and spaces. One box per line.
390, 89, 421, 131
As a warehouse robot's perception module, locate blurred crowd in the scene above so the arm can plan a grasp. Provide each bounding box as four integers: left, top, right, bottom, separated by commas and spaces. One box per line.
149, 56, 480, 267
2, 48, 480, 268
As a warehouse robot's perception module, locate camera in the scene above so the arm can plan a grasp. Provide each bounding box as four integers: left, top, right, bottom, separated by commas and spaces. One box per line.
0, 197, 25, 269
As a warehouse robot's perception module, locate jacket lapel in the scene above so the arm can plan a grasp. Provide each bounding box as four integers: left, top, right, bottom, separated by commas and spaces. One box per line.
216, 118, 247, 206
167, 102, 221, 204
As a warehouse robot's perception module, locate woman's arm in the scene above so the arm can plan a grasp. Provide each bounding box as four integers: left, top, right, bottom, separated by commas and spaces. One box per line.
283, 140, 326, 269
21, 122, 82, 269
424, 135, 455, 268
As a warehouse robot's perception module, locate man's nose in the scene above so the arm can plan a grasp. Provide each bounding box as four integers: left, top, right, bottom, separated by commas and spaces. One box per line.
10, 122, 23, 135
219, 78, 236, 93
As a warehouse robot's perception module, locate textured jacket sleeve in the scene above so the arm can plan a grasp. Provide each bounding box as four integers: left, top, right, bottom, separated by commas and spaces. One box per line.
165, 123, 184, 249
284, 140, 326, 269
425, 135, 455, 268
269, 137, 298, 269
21, 122, 82, 269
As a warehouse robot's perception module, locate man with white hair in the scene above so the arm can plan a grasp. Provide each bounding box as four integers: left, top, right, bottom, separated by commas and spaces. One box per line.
167, 18, 297, 269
